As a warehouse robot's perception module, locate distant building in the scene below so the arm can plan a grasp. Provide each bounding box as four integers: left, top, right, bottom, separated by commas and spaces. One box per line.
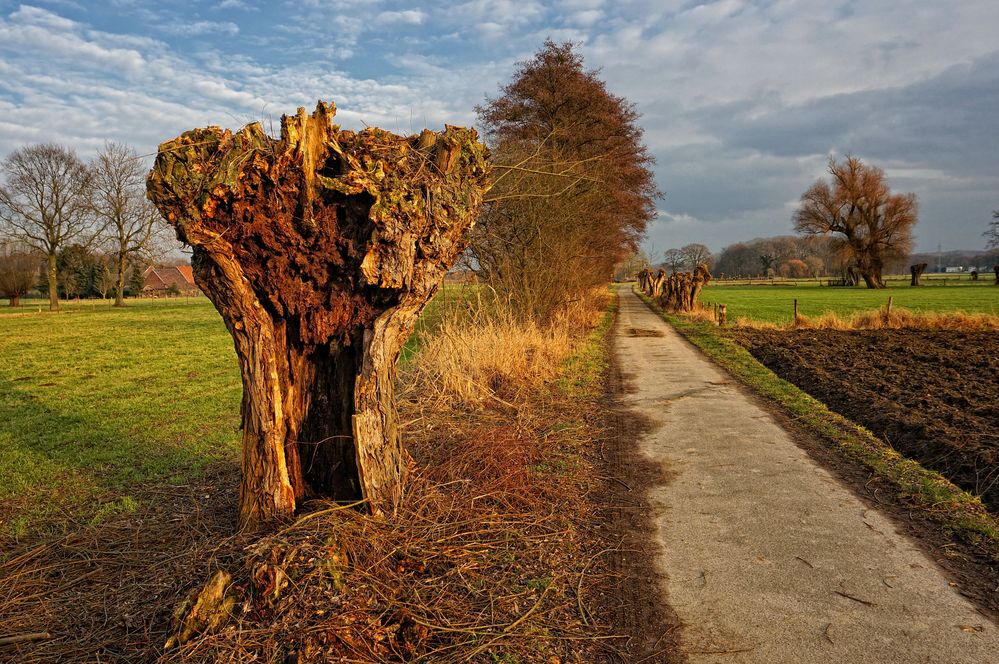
142, 265, 199, 295
944, 266, 964, 273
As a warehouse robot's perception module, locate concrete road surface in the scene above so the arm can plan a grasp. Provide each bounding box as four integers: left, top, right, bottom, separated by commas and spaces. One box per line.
614, 287, 997, 664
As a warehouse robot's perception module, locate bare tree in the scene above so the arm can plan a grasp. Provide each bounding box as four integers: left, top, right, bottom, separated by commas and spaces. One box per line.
91, 142, 169, 306
614, 250, 649, 281
663, 248, 685, 274
794, 156, 916, 289
680, 243, 712, 271
0, 241, 39, 306
0, 144, 94, 310
804, 255, 825, 277
986, 210, 999, 249
95, 255, 117, 300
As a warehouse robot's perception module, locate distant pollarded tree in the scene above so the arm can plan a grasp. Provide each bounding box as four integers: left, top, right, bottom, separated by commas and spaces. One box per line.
0, 144, 95, 310
794, 156, 916, 289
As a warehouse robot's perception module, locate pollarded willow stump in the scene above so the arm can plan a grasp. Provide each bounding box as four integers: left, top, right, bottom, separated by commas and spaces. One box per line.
147, 102, 489, 531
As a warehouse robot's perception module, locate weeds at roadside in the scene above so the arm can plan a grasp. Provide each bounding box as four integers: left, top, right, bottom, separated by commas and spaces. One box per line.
732, 306, 999, 331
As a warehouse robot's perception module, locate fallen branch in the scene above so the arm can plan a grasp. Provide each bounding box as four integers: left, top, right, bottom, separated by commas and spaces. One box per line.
0, 632, 51, 647
833, 590, 875, 606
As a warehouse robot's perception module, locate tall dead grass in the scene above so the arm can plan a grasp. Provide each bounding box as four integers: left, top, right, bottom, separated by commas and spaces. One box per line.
732, 306, 999, 331
403, 288, 610, 408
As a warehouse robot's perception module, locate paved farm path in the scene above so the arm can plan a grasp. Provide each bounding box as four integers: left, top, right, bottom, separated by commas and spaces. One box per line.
613, 288, 998, 663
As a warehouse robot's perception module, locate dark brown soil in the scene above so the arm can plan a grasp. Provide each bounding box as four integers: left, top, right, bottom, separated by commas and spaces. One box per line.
732, 329, 999, 512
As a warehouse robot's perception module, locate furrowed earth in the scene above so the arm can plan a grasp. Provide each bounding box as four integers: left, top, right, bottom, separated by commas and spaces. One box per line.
732, 328, 999, 512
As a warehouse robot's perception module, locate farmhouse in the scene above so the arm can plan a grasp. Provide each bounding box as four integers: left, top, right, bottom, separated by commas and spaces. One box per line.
141, 265, 199, 296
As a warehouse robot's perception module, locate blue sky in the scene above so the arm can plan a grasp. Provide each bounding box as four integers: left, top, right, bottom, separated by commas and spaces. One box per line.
1, 0, 997, 255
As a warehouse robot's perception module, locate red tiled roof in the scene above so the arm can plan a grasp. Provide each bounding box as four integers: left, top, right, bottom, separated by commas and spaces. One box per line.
143, 265, 198, 291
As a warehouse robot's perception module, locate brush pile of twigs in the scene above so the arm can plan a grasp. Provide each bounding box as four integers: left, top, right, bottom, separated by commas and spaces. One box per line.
160, 394, 609, 662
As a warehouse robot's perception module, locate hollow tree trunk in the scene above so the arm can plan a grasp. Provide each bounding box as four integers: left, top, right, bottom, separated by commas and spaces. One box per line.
910, 263, 927, 286
46, 252, 59, 311
147, 102, 489, 531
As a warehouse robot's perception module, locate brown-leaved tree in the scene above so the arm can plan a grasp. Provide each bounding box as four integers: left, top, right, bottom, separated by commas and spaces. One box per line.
793, 156, 916, 289
470, 41, 659, 317
147, 102, 489, 531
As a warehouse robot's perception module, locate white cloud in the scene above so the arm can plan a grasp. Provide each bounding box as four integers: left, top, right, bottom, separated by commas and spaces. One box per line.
162, 20, 240, 36
1, 1, 997, 252
376, 10, 426, 25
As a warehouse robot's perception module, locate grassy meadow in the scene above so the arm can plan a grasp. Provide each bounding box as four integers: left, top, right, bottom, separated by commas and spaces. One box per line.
0, 284, 493, 539
0, 297, 241, 537
700, 278, 999, 324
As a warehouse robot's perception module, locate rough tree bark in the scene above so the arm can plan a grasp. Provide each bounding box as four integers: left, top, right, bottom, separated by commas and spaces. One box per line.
910, 262, 928, 286
147, 102, 489, 531
845, 266, 861, 287
688, 264, 711, 310
650, 269, 666, 299
638, 268, 651, 294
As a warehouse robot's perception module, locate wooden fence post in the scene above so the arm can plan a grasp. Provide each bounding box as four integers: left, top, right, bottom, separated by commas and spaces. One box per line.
718, 304, 727, 326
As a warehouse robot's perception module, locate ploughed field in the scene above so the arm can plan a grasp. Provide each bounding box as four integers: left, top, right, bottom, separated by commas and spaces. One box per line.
733, 329, 999, 512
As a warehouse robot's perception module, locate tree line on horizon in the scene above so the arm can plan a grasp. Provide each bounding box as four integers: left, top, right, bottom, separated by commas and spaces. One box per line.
636, 157, 999, 287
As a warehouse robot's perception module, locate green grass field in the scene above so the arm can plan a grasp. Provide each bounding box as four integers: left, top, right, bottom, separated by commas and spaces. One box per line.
0, 288, 471, 538
0, 297, 241, 537
701, 279, 999, 324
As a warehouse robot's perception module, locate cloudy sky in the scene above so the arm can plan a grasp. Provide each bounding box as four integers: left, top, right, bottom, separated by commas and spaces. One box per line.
1, 0, 996, 255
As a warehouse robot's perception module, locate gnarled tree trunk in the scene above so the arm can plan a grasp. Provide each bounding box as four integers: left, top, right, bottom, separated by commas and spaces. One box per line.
650, 269, 666, 299
910, 262, 928, 286
147, 102, 489, 531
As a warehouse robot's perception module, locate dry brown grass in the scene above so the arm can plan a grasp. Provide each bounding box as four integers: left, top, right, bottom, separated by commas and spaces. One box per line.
154, 292, 618, 662
732, 306, 999, 331
403, 288, 610, 408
